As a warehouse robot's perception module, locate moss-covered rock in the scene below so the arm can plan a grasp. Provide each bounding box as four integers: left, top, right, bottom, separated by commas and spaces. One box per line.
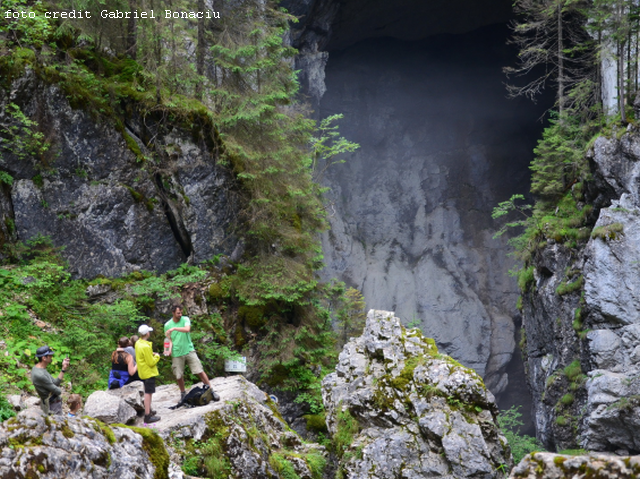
323, 309, 511, 478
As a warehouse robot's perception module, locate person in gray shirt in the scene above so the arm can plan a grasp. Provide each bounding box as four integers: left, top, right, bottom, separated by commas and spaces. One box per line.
31, 345, 70, 414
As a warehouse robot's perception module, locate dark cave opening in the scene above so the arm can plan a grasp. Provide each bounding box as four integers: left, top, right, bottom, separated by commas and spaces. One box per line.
316, 22, 552, 436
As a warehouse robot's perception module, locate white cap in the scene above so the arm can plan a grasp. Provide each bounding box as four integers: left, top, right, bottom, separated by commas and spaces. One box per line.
138, 324, 153, 335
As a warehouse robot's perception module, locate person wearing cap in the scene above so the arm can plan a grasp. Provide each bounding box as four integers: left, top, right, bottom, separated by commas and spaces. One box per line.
164, 303, 212, 400
135, 324, 161, 423
31, 345, 70, 415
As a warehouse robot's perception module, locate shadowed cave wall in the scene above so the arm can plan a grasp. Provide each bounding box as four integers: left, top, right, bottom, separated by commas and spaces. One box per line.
285, 0, 553, 432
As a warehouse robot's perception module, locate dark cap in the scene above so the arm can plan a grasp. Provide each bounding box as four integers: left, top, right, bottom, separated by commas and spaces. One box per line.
35, 345, 55, 358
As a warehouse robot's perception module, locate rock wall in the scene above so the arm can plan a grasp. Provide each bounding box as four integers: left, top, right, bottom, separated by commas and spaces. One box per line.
317, 26, 550, 398
322, 309, 511, 478
0, 70, 240, 278
522, 126, 640, 452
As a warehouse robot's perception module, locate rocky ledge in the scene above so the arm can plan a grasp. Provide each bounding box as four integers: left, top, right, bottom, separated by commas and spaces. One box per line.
509, 452, 640, 479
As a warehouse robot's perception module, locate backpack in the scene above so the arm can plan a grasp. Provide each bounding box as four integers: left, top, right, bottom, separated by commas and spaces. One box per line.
169, 385, 220, 409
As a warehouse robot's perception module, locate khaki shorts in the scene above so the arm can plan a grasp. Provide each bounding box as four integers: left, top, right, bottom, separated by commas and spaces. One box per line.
171, 350, 203, 379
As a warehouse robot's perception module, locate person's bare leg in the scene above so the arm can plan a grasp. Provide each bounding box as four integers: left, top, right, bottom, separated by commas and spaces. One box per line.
144, 393, 152, 415
197, 371, 210, 387
177, 377, 185, 393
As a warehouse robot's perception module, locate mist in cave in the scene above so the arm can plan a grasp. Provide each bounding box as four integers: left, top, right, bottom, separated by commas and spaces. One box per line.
317, 23, 553, 435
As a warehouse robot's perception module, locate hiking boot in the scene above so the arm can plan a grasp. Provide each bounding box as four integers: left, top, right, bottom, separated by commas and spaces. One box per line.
144, 414, 161, 424
180, 391, 186, 401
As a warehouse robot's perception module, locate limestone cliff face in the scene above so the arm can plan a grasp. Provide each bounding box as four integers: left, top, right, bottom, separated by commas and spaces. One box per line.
0, 70, 240, 278
284, 0, 550, 401
522, 126, 640, 452
316, 27, 550, 397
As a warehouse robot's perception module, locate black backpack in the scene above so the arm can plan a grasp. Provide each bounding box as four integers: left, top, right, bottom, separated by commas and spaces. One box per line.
169, 385, 220, 409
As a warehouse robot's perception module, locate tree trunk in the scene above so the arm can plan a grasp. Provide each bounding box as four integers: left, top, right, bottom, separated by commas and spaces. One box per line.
127, 0, 137, 59
195, 0, 206, 100
557, 3, 565, 115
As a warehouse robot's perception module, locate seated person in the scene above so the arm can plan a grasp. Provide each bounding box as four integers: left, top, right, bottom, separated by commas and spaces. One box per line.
67, 393, 83, 417
108, 337, 140, 389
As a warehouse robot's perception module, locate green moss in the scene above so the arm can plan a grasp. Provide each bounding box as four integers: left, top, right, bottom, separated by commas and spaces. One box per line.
560, 393, 574, 406
591, 222, 624, 240
126, 426, 170, 479
238, 305, 266, 329
304, 413, 328, 433
555, 416, 569, 427
208, 282, 225, 301
556, 275, 583, 296
563, 360, 582, 382
390, 356, 421, 391
93, 420, 116, 445
553, 456, 567, 466
61, 421, 75, 438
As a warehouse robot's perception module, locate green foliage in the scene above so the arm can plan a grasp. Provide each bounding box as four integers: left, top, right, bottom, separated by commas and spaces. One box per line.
310, 114, 360, 182
497, 406, 544, 464
556, 275, 583, 296
531, 113, 591, 202
0, 394, 17, 421
269, 453, 301, 479
0, 170, 13, 185
591, 222, 624, 240
0, 0, 53, 48
333, 407, 361, 459
0, 102, 51, 162
183, 432, 231, 478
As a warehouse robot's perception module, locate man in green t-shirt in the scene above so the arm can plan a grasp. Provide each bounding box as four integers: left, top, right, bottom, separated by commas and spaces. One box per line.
164, 303, 211, 399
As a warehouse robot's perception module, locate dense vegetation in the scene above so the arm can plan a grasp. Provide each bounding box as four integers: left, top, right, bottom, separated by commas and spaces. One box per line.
495, 0, 640, 288
0, 0, 364, 416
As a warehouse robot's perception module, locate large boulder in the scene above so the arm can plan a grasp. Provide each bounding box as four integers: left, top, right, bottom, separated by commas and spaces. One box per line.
322, 309, 511, 479
0, 408, 167, 479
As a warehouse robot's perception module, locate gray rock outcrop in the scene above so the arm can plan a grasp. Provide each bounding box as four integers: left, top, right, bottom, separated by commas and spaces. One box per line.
509, 452, 640, 479
0, 69, 239, 278
0, 408, 164, 479
81, 376, 326, 479
521, 126, 640, 452
322, 309, 511, 479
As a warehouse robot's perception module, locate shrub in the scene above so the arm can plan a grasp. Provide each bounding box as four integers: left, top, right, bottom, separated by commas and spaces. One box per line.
497, 406, 544, 464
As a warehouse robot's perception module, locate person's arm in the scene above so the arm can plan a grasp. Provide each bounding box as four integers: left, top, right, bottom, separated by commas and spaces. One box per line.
126, 353, 137, 375
166, 317, 191, 336
33, 369, 62, 397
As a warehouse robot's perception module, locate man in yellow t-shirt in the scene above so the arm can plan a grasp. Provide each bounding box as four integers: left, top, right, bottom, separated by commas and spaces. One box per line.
164, 303, 211, 400
135, 324, 161, 424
